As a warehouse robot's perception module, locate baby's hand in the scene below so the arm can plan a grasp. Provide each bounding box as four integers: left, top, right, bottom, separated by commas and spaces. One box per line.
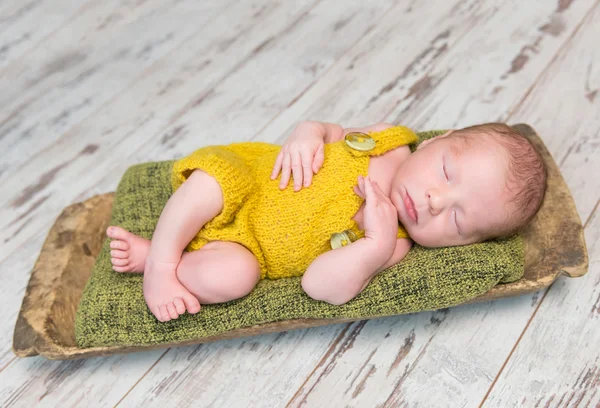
355, 176, 397, 259
271, 122, 325, 191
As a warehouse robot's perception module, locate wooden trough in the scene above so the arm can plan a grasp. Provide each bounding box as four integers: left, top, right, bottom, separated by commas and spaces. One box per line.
12, 124, 589, 360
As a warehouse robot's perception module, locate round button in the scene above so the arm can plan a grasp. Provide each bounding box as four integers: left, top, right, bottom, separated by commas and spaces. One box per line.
330, 230, 357, 249
345, 132, 376, 152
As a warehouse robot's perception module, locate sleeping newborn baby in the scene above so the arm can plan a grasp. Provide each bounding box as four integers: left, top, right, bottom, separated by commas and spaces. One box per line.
106, 122, 547, 322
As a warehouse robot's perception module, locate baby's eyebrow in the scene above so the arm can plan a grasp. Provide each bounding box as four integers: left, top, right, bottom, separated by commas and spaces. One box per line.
448, 140, 467, 158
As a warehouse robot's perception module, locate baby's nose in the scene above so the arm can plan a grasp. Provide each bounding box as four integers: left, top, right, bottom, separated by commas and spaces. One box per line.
427, 189, 445, 215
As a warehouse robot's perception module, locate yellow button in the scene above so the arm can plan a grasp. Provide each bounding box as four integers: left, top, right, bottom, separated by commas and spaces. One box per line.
330, 230, 357, 249
345, 132, 376, 152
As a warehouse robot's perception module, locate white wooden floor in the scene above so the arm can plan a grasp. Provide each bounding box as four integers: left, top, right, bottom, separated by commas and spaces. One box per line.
0, 1, 599, 406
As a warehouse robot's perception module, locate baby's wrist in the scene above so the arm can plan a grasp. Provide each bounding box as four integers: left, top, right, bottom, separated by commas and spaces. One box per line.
360, 237, 396, 268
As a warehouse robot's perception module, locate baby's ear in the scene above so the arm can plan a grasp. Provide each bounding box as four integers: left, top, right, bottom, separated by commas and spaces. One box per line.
416, 130, 453, 150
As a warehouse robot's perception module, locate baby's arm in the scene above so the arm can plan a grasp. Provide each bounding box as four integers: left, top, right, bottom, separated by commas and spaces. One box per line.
302, 238, 412, 305
302, 176, 409, 305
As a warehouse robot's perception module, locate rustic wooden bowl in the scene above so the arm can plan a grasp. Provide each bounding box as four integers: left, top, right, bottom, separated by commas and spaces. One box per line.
12, 124, 589, 360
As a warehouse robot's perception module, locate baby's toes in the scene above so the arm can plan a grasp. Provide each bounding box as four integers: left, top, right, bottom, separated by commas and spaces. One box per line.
151, 306, 163, 322
173, 298, 186, 315
111, 258, 129, 267
159, 305, 171, 322
110, 249, 129, 259
167, 303, 179, 320
110, 240, 129, 251
183, 294, 201, 314
106, 226, 133, 240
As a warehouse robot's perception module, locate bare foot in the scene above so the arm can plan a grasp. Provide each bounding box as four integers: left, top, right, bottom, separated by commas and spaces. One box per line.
106, 226, 201, 321
106, 226, 150, 273
144, 258, 201, 321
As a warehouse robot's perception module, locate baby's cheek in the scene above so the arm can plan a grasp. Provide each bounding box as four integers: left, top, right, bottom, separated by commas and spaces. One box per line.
404, 226, 432, 247
406, 220, 453, 247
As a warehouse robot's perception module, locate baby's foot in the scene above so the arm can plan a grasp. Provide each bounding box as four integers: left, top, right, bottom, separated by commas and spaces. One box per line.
106, 226, 200, 321
143, 258, 201, 322
106, 226, 150, 273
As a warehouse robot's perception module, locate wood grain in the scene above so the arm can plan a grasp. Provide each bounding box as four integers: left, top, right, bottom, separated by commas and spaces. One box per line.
0, 349, 165, 408
0, 1, 90, 70
0, 0, 230, 214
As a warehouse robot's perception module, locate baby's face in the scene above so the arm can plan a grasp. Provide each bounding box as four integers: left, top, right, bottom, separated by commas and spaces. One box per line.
390, 132, 512, 247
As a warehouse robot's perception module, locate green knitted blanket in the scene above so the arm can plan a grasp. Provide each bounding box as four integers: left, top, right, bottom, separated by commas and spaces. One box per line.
75, 131, 523, 348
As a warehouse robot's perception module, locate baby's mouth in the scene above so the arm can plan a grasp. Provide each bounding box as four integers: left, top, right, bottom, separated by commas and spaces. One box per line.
404, 189, 419, 223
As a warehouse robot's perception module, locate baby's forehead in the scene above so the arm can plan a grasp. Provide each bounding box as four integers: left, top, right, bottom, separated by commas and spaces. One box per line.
447, 131, 508, 157
445, 133, 484, 157
451, 135, 512, 191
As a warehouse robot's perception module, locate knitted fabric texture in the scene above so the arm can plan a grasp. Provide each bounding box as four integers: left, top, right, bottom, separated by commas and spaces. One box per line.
74, 130, 524, 348
171, 126, 416, 279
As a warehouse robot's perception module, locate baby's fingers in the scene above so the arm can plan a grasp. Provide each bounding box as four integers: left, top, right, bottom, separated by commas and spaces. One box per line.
355, 175, 367, 199
353, 185, 365, 199
279, 152, 292, 189
364, 177, 378, 207
358, 175, 366, 193
271, 151, 284, 180
312, 143, 325, 174
291, 151, 303, 191
301, 148, 314, 188
371, 180, 390, 201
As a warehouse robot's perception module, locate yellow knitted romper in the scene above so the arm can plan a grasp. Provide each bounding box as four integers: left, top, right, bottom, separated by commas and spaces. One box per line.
171, 126, 418, 280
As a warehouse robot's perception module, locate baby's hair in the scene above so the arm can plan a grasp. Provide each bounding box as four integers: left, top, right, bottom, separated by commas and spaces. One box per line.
451, 123, 548, 238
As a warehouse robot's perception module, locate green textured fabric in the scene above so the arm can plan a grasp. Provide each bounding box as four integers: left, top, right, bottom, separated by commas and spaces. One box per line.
75, 131, 523, 348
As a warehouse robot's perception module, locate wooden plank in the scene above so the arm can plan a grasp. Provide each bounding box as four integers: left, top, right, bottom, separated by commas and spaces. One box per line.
262, 0, 596, 142
0, 350, 166, 408
481, 4, 600, 405
0, 0, 228, 195
0, 233, 45, 370
115, 327, 350, 408
0, 0, 224, 109
0, 1, 90, 70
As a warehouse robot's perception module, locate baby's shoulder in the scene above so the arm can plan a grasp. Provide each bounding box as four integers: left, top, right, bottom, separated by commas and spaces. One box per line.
367, 144, 410, 186
373, 144, 411, 168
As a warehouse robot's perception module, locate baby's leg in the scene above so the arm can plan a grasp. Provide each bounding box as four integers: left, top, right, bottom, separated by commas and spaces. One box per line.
108, 169, 224, 322
176, 241, 261, 304
108, 229, 260, 304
